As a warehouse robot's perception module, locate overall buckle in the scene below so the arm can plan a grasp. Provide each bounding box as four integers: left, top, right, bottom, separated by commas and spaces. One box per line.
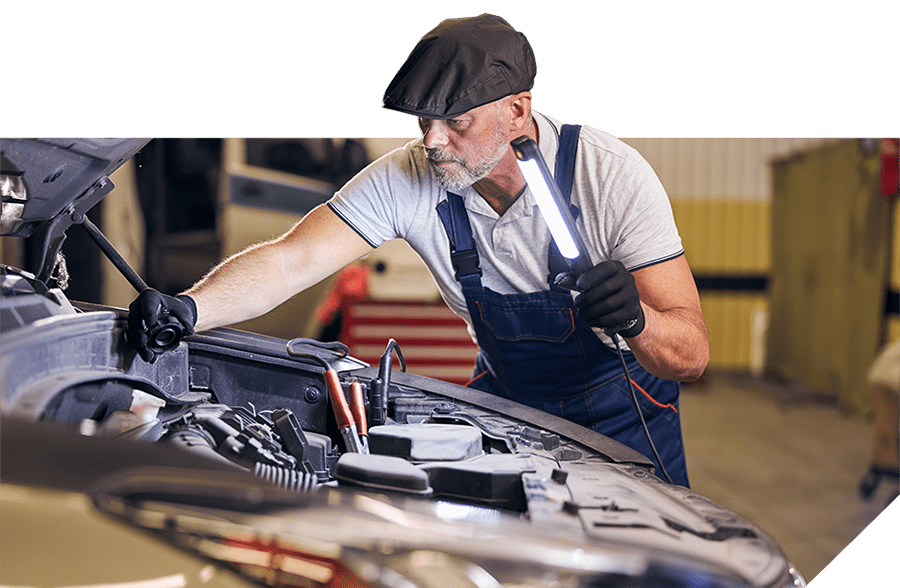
452, 249, 482, 280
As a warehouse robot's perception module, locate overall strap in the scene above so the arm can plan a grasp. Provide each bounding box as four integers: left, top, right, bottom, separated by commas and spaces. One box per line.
436, 192, 483, 282
547, 124, 583, 284
556, 124, 582, 204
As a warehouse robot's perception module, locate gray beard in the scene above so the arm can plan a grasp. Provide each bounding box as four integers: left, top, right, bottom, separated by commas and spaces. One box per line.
428, 153, 500, 192
425, 128, 508, 192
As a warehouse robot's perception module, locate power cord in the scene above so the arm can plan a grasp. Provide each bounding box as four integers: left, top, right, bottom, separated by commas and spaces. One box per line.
608, 331, 675, 485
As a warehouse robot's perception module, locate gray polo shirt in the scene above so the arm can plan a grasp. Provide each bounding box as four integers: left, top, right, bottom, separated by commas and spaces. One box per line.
327, 112, 683, 345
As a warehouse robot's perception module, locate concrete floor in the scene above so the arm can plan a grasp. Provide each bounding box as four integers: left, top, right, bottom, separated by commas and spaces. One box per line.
679, 372, 898, 584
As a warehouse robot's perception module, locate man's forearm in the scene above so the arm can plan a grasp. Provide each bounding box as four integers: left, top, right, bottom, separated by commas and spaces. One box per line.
180, 204, 375, 333
182, 240, 296, 332
624, 304, 709, 382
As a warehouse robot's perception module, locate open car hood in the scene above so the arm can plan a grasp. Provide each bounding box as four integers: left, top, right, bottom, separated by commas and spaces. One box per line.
1, 138, 149, 238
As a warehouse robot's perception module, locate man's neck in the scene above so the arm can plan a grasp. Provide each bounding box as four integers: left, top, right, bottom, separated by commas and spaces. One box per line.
473, 157, 525, 215
473, 117, 539, 216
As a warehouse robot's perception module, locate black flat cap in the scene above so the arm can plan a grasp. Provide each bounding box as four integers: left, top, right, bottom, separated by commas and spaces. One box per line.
383, 14, 536, 119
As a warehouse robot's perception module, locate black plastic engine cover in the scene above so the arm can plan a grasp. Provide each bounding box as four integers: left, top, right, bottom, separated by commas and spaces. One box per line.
368, 423, 483, 462
420, 454, 535, 511
333, 453, 432, 495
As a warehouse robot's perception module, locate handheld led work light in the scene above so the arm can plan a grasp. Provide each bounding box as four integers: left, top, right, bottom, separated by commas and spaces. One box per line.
511, 135, 592, 287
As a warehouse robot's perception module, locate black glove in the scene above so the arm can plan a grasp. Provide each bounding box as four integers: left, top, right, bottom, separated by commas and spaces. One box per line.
127, 289, 197, 363
573, 260, 645, 338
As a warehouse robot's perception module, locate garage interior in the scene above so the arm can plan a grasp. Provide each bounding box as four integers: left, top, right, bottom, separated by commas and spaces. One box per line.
1, 136, 896, 584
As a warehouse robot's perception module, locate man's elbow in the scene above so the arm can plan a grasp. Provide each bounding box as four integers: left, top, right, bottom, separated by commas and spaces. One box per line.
675, 341, 709, 382
636, 348, 708, 383
677, 355, 709, 383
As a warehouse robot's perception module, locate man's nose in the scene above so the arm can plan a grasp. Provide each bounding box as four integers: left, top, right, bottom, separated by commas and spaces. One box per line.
421, 120, 449, 149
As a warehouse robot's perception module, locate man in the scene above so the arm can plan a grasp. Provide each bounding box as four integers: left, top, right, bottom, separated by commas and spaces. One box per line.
129, 14, 708, 486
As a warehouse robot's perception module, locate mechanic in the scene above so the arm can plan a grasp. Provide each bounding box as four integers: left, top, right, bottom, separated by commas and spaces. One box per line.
128, 14, 708, 487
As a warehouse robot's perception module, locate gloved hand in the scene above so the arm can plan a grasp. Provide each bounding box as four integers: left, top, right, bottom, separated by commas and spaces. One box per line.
127, 289, 197, 363
574, 260, 645, 338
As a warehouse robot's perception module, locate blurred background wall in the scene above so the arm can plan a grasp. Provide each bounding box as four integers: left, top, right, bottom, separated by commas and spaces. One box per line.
621, 138, 898, 418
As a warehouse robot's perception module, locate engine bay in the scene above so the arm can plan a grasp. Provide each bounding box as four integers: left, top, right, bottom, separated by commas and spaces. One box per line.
1, 263, 646, 514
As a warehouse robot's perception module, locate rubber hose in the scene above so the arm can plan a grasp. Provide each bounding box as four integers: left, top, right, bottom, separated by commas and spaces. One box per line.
254, 463, 319, 492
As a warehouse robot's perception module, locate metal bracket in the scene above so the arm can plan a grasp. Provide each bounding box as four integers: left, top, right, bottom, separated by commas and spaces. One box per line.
33, 177, 115, 285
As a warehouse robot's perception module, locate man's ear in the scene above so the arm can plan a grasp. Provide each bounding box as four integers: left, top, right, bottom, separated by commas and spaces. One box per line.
508, 91, 533, 134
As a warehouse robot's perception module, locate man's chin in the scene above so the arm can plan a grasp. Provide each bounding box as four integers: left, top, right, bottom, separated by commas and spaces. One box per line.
435, 176, 474, 192
430, 164, 474, 192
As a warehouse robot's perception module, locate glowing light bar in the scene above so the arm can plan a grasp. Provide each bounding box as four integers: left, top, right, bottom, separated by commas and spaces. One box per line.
512, 135, 592, 276
516, 157, 581, 259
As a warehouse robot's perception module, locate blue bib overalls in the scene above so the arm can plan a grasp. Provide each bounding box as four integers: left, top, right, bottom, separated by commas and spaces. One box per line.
436, 125, 690, 486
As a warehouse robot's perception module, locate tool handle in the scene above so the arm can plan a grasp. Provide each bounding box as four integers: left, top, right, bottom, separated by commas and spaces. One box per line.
324, 369, 354, 428
349, 381, 368, 436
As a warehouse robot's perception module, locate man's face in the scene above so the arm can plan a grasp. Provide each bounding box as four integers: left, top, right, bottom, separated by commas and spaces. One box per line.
419, 100, 510, 192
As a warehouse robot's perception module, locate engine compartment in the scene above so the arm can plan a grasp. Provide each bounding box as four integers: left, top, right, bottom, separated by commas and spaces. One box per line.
1, 264, 638, 513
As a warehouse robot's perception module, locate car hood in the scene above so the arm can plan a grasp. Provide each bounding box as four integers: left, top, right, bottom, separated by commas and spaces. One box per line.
1, 138, 149, 237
